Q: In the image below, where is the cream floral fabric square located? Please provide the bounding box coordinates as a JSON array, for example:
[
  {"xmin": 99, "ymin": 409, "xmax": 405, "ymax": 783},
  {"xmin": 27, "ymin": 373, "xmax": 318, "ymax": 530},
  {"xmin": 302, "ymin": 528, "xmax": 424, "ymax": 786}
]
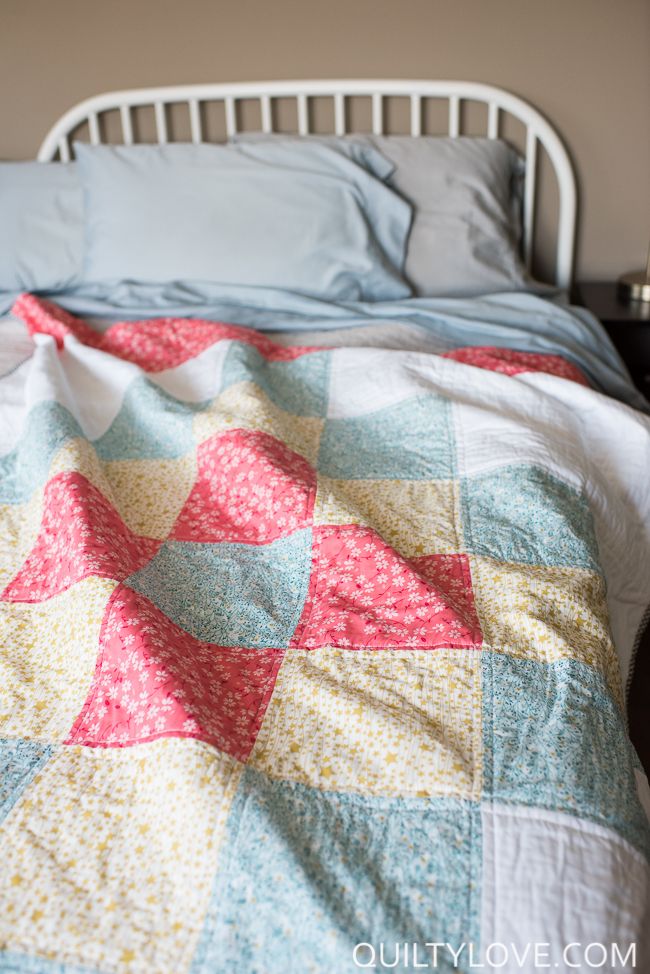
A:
[
  {"xmin": 0, "ymin": 739, "xmax": 241, "ymax": 974},
  {"xmin": 251, "ymin": 647, "xmax": 482, "ymax": 799},
  {"xmin": 469, "ymin": 555, "xmax": 623, "ymax": 704},
  {"xmin": 104, "ymin": 454, "xmax": 197, "ymax": 538},
  {"xmin": 0, "ymin": 576, "xmax": 117, "ymax": 741},
  {"xmin": 313, "ymin": 476, "xmax": 461, "ymax": 556},
  {"xmin": 0, "ymin": 489, "xmax": 44, "ymax": 593}
]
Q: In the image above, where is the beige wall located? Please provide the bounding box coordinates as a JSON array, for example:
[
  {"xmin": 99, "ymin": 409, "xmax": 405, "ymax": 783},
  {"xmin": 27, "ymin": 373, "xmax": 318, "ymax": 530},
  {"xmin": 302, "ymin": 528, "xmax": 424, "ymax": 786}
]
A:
[{"xmin": 1, "ymin": 0, "xmax": 648, "ymax": 280}]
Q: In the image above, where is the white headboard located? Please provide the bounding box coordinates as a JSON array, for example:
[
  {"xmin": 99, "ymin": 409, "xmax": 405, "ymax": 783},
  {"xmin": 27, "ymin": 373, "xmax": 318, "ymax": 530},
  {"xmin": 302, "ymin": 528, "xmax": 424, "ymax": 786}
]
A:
[{"xmin": 38, "ymin": 79, "xmax": 577, "ymax": 288}]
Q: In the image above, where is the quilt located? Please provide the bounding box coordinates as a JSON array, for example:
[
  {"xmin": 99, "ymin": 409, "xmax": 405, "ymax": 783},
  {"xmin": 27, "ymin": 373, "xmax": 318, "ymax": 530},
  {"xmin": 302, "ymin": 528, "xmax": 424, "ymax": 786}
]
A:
[{"xmin": 1, "ymin": 294, "xmax": 649, "ymax": 974}]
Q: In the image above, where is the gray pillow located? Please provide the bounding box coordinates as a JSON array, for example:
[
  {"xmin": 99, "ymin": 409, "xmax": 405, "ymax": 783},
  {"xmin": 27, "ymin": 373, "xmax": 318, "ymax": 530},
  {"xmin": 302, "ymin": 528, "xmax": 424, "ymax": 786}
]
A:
[
  {"xmin": 75, "ymin": 141, "xmax": 413, "ymax": 302},
  {"xmin": 0, "ymin": 162, "xmax": 83, "ymax": 293},
  {"xmin": 367, "ymin": 135, "xmax": 529, "ymax": 296},
  {"xmin": 233, "ymin": 133, "xmax": 530, "ymax": 297}
]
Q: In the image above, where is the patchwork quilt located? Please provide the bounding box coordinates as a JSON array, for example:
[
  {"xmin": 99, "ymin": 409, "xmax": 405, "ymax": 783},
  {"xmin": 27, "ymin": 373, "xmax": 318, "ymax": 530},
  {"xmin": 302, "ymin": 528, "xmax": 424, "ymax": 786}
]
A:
[{"xmin": 1, "ymin": 294, "xmax": 650, "ymax": 974}]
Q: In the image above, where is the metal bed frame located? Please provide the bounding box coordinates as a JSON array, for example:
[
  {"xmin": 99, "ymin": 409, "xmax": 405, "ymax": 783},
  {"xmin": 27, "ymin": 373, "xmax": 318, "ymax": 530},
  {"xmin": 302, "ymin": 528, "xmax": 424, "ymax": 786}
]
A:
[{"xmin": 38, "ymin": 80, "xmax": 577, "ymax": 288}]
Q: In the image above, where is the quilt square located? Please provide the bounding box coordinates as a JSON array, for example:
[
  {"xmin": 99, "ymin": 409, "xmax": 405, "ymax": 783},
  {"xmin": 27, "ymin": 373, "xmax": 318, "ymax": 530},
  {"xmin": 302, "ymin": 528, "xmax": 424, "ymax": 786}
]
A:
[
  {"xmin": 191, "ymin": 769, "xmax": 481, "ymax": 974},
  {"xmin": 220, "ymin": 342, "xmax": 330, "ymax": 417},
  {"xmin": 318, "ymin": 394, "xmax": 454, "ymax": 480},
  {"xmin": 460, "ymin": 464, "xmax": 601, "ymax": 571},
  {"xmin": 325, "ymin": 346, "xmax": 447, "ymax": 419},
  {"xmin": 0, "ymin": 740, "xmax": 241, "ymax": 974},
  {"xmin": 482, "ymin": 653, "xmax": 650, "ymax": 857},
  {"xmin": 193, "ymin": 380, "xmax": 324, "ymax": 466},
  {"xmin": 291, "ymin": 526, "xmax": 481, "ymax": 649},
  {"xmin": 142, "ymin": 334, "xmax": 230, "ymax": 403},
  {"xmin": 444, "ymin": 345, "xmax": 589, "ymax": 385},
  {"xmin": 313, "ymin": 476, "xmax": 460, "ymax": 556},
  {"xmin": 67, "ymin": 584, "xmax": 284, "ymax": 758},
  {"xmin": 469, "ymin": 555, "xmax": 622, "ymax": 701},
  {"xmin": 452, "ymin": 392, "xmax": 584, "ymax": 485},
  {"xmin": 0, "ymin": 576, "xmax": 117, "ymax": 741},
  {"xmin": 481, "ymin": 803, "xmax": 649, "ymax": 973},
  {"xmin": 48, "ymin": 432, "xmax": 113, "ymax": 498},
  {"xmin": 0, "ymin": 489, "xmax": 44, "ymax": 594},
  {"xmin": 251, "ymin": 647, "xmax": 482, "ymax": 799},
  {"xmin": 170, "ymin": 429, "xmax": 316, "ymax": 544},
  {"xmin": 125, "ymin": 531, "xmax": 312, "ymax": 647},
  {"xmin": 104, "ymin": 454, "xmax": 198, "ymax": 539},
  {"xmin": 100, "ymin": 316, "xmax": 237, "ymax": 375}
]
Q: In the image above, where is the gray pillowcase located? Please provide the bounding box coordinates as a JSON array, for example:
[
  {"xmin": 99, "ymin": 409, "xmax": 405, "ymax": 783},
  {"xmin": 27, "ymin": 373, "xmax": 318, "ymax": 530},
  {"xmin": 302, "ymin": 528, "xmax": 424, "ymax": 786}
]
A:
[
  {"xmin": 367, "ymin": 135, "xmax": 529, "ymax": 296},
  {"xmin": 0, "ymin": 162, "xmax": 83, "ymax": 293},
  {"xmin": 233, "ymin": 133, "xmax": 530, "ymax": 297}
]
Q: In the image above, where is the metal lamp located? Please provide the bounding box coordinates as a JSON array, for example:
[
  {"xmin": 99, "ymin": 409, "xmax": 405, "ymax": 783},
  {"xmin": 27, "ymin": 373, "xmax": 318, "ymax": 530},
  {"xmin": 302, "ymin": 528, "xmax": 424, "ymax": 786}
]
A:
[{"xmin": 618, "ymin": 243, "xmax": 650, "ymax": 303}]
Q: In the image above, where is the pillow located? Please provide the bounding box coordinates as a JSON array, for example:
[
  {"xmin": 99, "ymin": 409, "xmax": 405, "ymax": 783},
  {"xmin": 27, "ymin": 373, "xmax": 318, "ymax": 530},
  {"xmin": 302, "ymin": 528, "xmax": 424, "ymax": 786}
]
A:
[
  {"xmin": 368, "ymin": 135, "xmax": 529, "ymax": 296},
  {"xmin": 0, "ymin": 162, "xmax": 83, "ymax": 293},
  {"xmin": 233, "ymin": 133, "xmax": 530, "ymax": 297},
  {"xmin": 75, "ymin": 141, "xmax": 413, "ymax": 302}
]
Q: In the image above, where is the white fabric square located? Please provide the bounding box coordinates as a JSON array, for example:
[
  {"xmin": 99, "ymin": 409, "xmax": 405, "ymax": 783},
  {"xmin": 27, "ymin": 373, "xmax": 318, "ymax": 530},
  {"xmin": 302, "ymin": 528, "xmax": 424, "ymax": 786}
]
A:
[
  {"xmin": 451, "ymin": 374, "xmax": 583, "ymax": 486},
  {"xmin": 60, "ymin": 336, "xmax": 141, "ymax": 439},
  {"xmin": 150, "ymin": 337, "xmax": 230, "ymax": 404},
  {"xmin": 326, "ymin": 346, "xmax": 455, "ymax": 418},
  {"xmin": 481, "ymin": 802, "xmax": 649, "ymax": 974}
]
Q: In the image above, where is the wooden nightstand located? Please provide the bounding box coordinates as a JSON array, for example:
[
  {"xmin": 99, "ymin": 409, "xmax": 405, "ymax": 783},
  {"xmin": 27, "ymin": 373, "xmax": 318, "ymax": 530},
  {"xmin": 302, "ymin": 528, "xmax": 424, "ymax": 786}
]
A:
[{"xmin": 578, "ymin": 282, "xmax": 650, "ymax": 399}]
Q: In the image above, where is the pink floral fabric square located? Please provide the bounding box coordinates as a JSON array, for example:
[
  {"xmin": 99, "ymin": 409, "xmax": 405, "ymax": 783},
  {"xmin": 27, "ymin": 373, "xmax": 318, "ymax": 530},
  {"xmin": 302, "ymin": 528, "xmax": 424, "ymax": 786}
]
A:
[{"xmin": 291, "ymin": 525, "xmax": 482, "ymax": 649}]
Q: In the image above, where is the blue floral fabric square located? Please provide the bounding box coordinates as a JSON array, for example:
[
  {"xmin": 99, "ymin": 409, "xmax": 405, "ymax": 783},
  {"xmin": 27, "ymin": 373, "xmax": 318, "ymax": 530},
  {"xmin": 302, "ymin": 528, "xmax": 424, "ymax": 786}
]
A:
[
  {"xmin": 125, "ymin": 531, "xmax": 312, "ymax": 647},
  {"xmin": 460, "ymin": 465, "xmax": 601, "ymax": 570},
  {"xmin": 95, "ymin": 378, "xmax": 207, "ymax": 461},
  {"xmin": 0, "ymin": 402, "xmax": 82, "ymax": 504},
  {"xmin": 192, "ymin": 768, "xmax": 481, "ymax": 974},
  {"xmin": 482, "ymin": 652, "xmax": 650, "ymax": 856},
  {"xmin": 318, "ymin": 395, "xmax": 455, "ymax": 480}
]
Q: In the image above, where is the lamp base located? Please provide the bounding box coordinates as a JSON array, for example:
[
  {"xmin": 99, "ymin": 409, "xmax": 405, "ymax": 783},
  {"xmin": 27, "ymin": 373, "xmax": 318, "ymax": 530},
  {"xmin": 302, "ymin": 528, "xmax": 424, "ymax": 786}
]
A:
[{"xmin": 618, "ymin": 270, "xmax": 650, "ymax": 303}]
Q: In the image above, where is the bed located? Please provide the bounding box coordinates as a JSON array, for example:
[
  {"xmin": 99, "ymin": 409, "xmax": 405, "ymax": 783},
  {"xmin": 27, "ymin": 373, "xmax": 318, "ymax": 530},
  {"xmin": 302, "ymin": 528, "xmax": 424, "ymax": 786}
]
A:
[{"xmin": 0, "ymin": 80, "xmax": 649, "ymax": 974}]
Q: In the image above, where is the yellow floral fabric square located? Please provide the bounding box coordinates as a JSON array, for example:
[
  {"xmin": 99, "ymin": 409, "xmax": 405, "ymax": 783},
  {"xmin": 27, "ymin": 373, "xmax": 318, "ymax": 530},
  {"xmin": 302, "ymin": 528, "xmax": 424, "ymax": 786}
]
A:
[
  {"xmin": 48, "ymin": 435, "xmax": 112, "ymax": 497},
  {"xmin": 250, "ymin": 647, "xmax": 482, "ymax": 799},
  {"xmin": 104, "ymin": 455, "xmax": 197, "ymax": 538},
  {"xmin": 0, "ymin": 739, "xmax": 241, "ymax": 974},
  {"xmin": 469, "ymin": 555, "xmax": 623, "ymax": 703},
  {"xmin": 0, "ymin": 576, "xmax": 117, "ymax": 741},
  {"xmin": 0, "ymin": 490, "xmax": 44, "ymax": 594},
  {"xmin": 313, "ymin": 477, "xmax": 460, "ymax": 556}
]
